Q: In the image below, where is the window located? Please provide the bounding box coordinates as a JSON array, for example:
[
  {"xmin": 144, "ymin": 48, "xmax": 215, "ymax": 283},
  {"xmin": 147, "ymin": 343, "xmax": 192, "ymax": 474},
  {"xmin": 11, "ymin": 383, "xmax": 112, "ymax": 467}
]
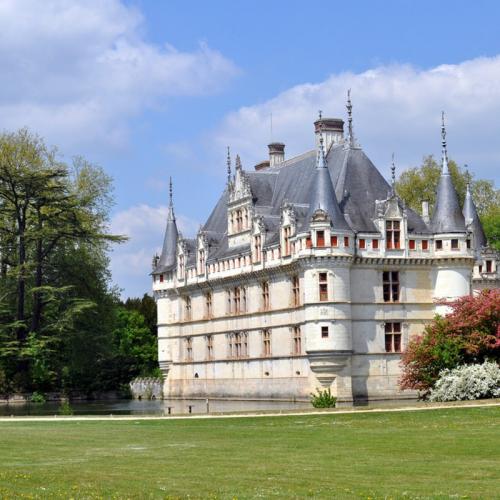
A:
[
  {"xmin": 319, "ymin": 272, "xmax": 328, "ymax": 302},
  {"xmin": 436, "ymin": 239, "xmax": 443, "ymax": 250},
  {"xmin": 234, "ymin": 333, "xmax": 242, "ymax": 357},
  {"xmin": 422, "ymin": 240, "xmax": 429, "ymax": 251},
  {"xmin": 451, "ymin": 239, "xmax": 459, "ymax": 250},
  {"xmin": 486, "ymin": 260, "xmax": 493, "ymax": 273},
  {"xmin": 253, "ymin": 235, "xmax": 262, "ymax": 262},
  {"xmin": 205, "ymin": 292, "xmax": 212, "ymax": 319},
  {"xmin": 466, "ymin": 239, "xmax": 471, "ymax": 249},
  {"xmin": 184, "ymin": 296, "xmax": 192, "ymax": 321},
  {"xmin": 198, "ymin": 248, "xmax": 205, "ymax": 273},
  {"xmin": 385, "ymin": 322, "xmax": 402, "ymax": 353},
  {"xmin": 226, "ymin": 290, "xmax": 232, "ymax": 315},
  {"xmin": 206, "ymin": 335, "xmax": 213, "ymax": 360},
  {"xmin": 292, "ymin": 275, "xmax": 300, "ymax": 307},
  {"xmin": 292, "ymin": 326, "xmax": 302, "ymax": 354},
  {"xmin": 236, "ymin": 210, "xmax": 243, "ymax": 232},
  {"xmin": 344, "ymin": 236, "xmax": 349, "ymax": 247},
  {"xmin": 242, "ymin": 333, "xmax": 248, "ymax": 357},
  {"xmin": 233, "ymin": 287, "xmax": 241, "ymax": 314},
  {"xmin": 321, "ymin": 326, "xmax": 329, "ymax": 338},
  {"xmin": 159, "ymin": 274, "xmax": 164, "ymax": 283},
  {"xmin": 228, "ymin": 334, "xmax": 234, "ymax": 357},
  {"xmin": 372, "ymin": 239, "xmax": 379, "ymax": 249},
  {"xmin": 179, "ymin": 255, "xmax": 185, "ymax": 278},
  {"xmin": 283, "ymin": 226, "xmax": 292, "ymax": 256},
  {"xmin": 386, "ymin": 220, "xmax": 401, "ymax": 249},
  {"xmin": 262, "ymin": 281, "xmax": 270, "ymax": 310},
  {"xmin": 409, "ymin": 239, "xmax": 416, "ymax": 250},
  {"xmin": 316, "ymin": 230, "xmax": 325, "ymax": 247},
  {"xmin": 242, "ymin": 287, "xmax": 247, "ymax": 313},
  {"xmin": 262, "ymin": 329, "xmax": 271, "ymax": 356},
  {"xmin": 186, "ymin": 337, "xmax": 193, "ymax": 361},
  {"xmin": 359, "ymin": 238, "xmax": 366, "ymax": 249},
  {"xmin": 331, "ymin": 235, "xmax": 338, "ymax": 247},
  {"xmin": 383, "ymin": 271, "xmax": 400, "ymax": 302},
  {"xmin": 478, "ymin": 264, "xmax": 483, "ymax": 273},
  {"xmin": 306, "ymin": 236, "xmax": 312, "ymax": 248}
]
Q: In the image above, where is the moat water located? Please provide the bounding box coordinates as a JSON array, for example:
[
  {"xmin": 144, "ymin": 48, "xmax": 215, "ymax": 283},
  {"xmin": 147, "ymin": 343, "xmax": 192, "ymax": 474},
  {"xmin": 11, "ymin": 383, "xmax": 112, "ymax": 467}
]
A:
[{"xmin": 0, "ymin": 398, "xmax": 313, "ymax": 416}]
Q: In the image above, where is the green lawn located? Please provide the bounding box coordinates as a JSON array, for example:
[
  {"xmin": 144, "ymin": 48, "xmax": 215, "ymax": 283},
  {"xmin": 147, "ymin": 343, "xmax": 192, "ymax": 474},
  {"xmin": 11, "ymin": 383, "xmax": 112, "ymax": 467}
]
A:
[{"xmin": 0, "ymin": 407, "xmax": 499, "ymax": 499}]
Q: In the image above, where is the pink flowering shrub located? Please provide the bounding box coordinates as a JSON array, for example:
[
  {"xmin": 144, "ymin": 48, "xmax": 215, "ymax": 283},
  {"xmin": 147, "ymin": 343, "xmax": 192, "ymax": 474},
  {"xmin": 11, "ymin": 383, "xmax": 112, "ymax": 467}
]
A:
[{"xmin": 399, "ymin": 289, "xmax": 500, "ymax": 392}]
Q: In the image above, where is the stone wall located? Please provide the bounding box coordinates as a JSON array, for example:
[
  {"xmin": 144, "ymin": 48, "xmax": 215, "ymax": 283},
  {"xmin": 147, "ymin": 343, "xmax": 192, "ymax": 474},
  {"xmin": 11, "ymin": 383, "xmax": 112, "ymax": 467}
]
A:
[{"xmin": 129, "ymin": 377, "xmax": 163, "ymax": 400}]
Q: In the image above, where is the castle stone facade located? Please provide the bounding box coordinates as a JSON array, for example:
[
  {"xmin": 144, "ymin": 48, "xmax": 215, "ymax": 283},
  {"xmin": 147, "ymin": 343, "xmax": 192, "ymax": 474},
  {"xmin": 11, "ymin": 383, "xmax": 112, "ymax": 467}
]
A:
[{"xmin": 152, "ymin": 106, "xmax": 498, "ymax": 402}]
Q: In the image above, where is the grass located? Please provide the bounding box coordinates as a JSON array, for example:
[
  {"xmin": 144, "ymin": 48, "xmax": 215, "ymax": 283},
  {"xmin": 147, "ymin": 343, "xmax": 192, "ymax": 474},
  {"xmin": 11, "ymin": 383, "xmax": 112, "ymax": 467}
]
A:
[{"xmin": 0, "ymin": 407, "xmax": 499, "ymax": 499}]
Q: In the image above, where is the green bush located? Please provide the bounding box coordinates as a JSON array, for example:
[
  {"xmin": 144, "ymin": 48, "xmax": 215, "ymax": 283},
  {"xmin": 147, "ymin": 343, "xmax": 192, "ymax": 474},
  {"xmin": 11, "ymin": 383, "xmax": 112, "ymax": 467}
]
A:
[
  {"xmin": 58, "ymin": 400, "xmax": 74, "ymax": 415},
  {"xmin": 310, "ymin": 388, "xmax": 337, "ymax": 408},
  {"xmin": 30, "ymin": 391, "xmax": 46, "ymax": 404}
]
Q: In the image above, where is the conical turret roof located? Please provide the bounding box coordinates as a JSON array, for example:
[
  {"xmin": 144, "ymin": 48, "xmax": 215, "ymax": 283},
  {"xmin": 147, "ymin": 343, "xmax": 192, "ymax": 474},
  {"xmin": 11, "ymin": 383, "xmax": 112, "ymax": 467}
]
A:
[
  {"xmin": 463, "ymin": 183, "xmax": 486, "ymax": 255},
  {"xmin": 431, "ymin": 113, "xmax": 466, "ymax": 233},
  {"xmin": 307, "ymin": 129, "xmax": 350, "ymax": 230},
  {"xmin": 156, "ymin": 179, "xmax": 178, "ymax": 272}
]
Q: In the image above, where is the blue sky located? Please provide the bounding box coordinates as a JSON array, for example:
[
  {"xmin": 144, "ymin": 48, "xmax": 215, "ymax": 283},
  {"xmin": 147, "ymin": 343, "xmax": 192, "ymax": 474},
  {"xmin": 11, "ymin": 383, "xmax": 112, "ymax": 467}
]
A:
[{"xmin": 1, "ymin": 0, "xmax": 500, "ymax": 297}]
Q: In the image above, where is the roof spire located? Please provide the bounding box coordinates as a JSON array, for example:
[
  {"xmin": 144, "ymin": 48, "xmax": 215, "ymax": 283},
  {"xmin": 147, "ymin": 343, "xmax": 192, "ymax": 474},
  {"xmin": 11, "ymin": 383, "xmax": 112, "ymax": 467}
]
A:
[
  {"xmin": 235, "ymin": 154, "xmax": 242, "ymax": 172},
  {"xmin": 431, "ymin": 112, "xmax": 466, "ymax": 233},
  {"xmin": 226, "ymin": 146, "xmax": 231, "ymax": 185},
  {"xmin": 317, "ymin": 110, "xmax": 326, "ymax": 169},
  {"xmin": 346, "ymin": 89, "xmax": 354, "ymax": 148},
  {"xmin": 441, "ymin": 111, "xmax": 449, "ymax": 175},
  {"xmin": 156, "ymin": 178, "xmax": 179, "ymax": 272},
  {"xmin": 391, "ymin": 153, "xmax": 396, "ymax": 192}
]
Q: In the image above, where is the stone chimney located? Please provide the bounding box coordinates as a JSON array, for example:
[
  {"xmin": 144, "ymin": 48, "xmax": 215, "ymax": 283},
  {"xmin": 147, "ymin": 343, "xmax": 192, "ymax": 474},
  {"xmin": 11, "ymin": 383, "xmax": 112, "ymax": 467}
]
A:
[
  {"xmin": 422, "ymin": 201, "xmax": 430, "ymax": 224},
  {"xmin": 314, "ymin": 118, "xmax": 344, "ymax": 152},
  {"xmin": 268, "ymin": 142, "xmax": 285, "ymax": 167}
]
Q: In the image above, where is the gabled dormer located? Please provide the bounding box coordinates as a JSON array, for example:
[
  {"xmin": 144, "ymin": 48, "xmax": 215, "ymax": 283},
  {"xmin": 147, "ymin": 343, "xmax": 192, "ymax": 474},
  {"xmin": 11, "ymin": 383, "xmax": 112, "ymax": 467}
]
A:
[
  {"xmin": 196, "ymin": 230, "xmax": 208, "ymax": 276},
  {"xmin": 280, "ymin": 203, "xmax": 296, "ymax": 257},
  {"xmin": 251, "ymin": 215, "xmax": 265, "ymax": 263},
  {"xmin": 375, "ymin": 194, "xmax": 408, "ymax": 252},
  {"xmin": 227, "ymin": 154, "xmax": 253, "ymax": 248}
]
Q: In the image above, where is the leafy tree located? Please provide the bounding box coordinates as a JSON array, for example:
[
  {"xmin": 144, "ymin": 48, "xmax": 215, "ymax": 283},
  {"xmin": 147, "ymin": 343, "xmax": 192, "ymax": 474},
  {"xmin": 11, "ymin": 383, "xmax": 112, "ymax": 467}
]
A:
[
  {"xmin": 395, "ymin": 155, "xmax": 499, "ymax": 249},
  {"xmin": 0, "ymin": 129, "xmax": 125, "ymax": 393},
  {"xmin": 399, "ymin": 289, "xmax": 500, "ymax": 393}
]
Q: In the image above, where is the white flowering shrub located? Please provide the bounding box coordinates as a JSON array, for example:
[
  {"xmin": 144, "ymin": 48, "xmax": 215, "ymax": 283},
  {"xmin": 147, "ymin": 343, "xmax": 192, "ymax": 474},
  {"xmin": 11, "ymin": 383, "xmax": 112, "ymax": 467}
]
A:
[{"xmin": 429, "ymin": 361, "xmax": 500, "ymax": 402}]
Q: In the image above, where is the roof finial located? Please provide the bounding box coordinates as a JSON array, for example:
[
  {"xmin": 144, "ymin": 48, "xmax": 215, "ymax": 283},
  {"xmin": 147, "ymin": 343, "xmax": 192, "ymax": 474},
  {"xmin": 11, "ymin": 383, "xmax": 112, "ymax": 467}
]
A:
[
  {"xmin": 226, "ymin": 146, "xmax": 231, "ymax": 184},
  {"xmin": 235, "ymin": 154, "xmax": 242, "ymax": 172},
  {"xmin": 441, "ymin": 111, "xmax": 449, "ymax": 175},
  {"xmin": 169, "ymin": 176, "xmax": 173, "ymax": 207},
  {"xmin": 391, "ymin": 153, "xmax": 396, "ymax": 190},
  {"xmin": 317, "ymin": 111, "xmax": 326, "ymax": 169},
  {"xmin": 347, "ymin": 89, "xmax": 354, "ymax": 148}
]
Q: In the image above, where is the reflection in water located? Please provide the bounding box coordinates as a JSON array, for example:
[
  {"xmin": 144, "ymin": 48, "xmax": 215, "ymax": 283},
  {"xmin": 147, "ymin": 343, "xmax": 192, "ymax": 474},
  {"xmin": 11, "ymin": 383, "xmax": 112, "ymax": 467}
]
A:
[{"xmin": 0, "ymin": 398, "xmax": 312, "ymax": 417}]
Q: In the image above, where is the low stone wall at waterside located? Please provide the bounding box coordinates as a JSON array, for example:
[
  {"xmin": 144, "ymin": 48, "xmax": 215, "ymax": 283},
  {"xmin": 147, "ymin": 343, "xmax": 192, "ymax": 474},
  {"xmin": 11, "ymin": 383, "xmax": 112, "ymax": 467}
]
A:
[{"xmin": 129, "ymin": 378, "xmax": 163, "ymax": 400}]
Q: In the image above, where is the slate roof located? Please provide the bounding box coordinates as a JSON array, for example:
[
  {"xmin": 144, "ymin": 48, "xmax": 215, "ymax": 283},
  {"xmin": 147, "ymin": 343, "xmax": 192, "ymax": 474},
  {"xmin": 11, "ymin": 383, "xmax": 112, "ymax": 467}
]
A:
[
  {"xmin": 431, "ymin": 170, "xmax": 466, "ymax": 233},
  {"xmin": 155, "ymin": 204, "xmax": 178, "ymax": 273},
  {"xmin": 199, "ymin": 142, "xmax": 430, "ymax": 262},
  {"xmin": 463, "ymin": 185, "xmax": 486, "ymax": 255}
]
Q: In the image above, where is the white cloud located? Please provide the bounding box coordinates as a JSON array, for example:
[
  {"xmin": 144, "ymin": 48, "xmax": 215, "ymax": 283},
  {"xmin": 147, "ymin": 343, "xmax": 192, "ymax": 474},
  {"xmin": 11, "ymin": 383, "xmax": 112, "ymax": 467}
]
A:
[
  {"xmin": 0, "ymin": 0, "xmax": 238, "ymax": 150},
  {"xmin": 109, "ymin": 204, "xmax": 198, "ymax": 297},
  {"xmin": 211, "ymin": 56, "xmax": 500, "ymax": 182}
]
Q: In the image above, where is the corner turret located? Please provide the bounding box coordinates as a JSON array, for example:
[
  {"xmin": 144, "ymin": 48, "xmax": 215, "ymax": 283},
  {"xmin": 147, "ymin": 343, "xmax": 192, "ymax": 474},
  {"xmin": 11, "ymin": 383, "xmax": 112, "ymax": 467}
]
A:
[
  {"xmin": 430, "ymin": 113, "xmax": 466, "ymax": 233},
  {"xmin": 155, "ymin": 177, "xmax": 179, "ymax": 273}
]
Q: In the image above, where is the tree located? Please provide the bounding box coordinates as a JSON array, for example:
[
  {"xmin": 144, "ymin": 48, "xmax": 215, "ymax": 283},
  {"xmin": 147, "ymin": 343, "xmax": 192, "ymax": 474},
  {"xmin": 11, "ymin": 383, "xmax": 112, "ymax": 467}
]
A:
[
  {"xmin": 395, "ymin": 155, "xmax": 500, "ymax": 249},
  {"xmin": 0, "ymin": 129, "xmax": 125, "ymax": 393},
  {"xmin": 399, "ymin": 289, "xmax": 500, "ymax": 393}
]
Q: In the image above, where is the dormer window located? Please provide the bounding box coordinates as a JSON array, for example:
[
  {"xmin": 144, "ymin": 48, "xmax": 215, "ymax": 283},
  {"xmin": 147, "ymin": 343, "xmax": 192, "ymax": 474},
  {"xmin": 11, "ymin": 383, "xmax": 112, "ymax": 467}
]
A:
[
  {"xmin": 359, "ymin": 238, "xmax": 366, "ymax": 249},
  {"xmin": 198, "ymin": 248, "xmax": 205, "ymax": 274},
  {"xmin": 236, "ymin": 210, "xmax": 243, "ymax": 232},
  {"xmin": 316, "ymin": 230, "xmax": 325, "ymax": 247},
  {"xmin": 253, "ymin": 235, "xmax": 262, "ymax": 262},
  {"xmin": 283, "ymin": 226, "xmax": 292, "ymax": 256},
  {"xmin": 331, "ymin": 235, "xmax": 338, "ymax": 247},
  {"xmin": 386, "ymin": 220, "xmax": 400, "ymax": 249},
  {"xmin": 451, "ymin": 239, "xmax": 459, "ymax": 250}
]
